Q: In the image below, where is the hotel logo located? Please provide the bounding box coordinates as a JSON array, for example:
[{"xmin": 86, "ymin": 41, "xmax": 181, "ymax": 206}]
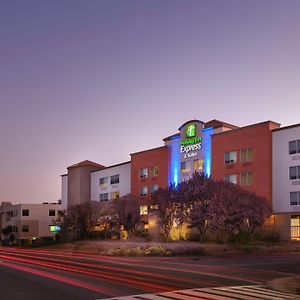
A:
[{"xmin": 186, "ymin": 124, "xmax": 196, "ymax": 138}]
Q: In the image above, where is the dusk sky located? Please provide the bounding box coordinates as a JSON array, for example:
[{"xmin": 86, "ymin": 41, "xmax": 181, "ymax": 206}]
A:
[{"xmin": 1, "ymin": 0, "xmax": 300, "ymax": 204}]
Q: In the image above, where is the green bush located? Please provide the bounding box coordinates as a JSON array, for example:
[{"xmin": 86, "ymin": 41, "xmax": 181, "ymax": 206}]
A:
[
  {"xmin": 188, "ymin": 229, "xmax": 201, "ymax": 242},
  {"xmin": 134, "ymin": 228, "xmax": 148, "ymax": 238},
  {"xmin": 229, "ymin": 231, "xmax": 251, "ymax": 244},
  {"xmin": 262, "ymin": 232, "xmax": 280, "ymax": 243}
]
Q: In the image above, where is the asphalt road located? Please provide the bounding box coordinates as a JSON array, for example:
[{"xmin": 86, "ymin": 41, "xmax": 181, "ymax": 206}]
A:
[{"xmin": 0, "ymin": 246, "xmax": 299, "ymax": 300}]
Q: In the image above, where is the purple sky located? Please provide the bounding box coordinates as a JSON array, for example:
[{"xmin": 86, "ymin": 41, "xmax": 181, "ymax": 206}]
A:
[{"xmin": 1, "ymin": 0, "xmax": 300, "ymax": 204}]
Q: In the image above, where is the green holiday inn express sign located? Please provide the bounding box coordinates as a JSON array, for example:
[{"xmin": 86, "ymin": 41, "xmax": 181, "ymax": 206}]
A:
[{"xmin": 181, "ymin": 124, "xmax": 202, "ymax": 145}]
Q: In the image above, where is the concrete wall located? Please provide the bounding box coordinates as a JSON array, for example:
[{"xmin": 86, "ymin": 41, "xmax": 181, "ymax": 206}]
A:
[
  {"xmin": 61, "ymin": 175, "xmax": 68, "ymax": 210},
  {"xmin": 67, "ymin": 163, "xmax": 103, "ymax": 208},
  {"xmin": 91, "ymin": 162, "xmax": 131, "ymax": 201}
]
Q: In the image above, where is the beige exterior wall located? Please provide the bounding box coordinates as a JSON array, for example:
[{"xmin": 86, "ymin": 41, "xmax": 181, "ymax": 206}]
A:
[
  {"xmin": 67, "ymin": 164, "xmax": 103, "ymax": 208},
  {"xmin": 0, "ymin": 203, "xmax": 61, "ymax": 241}
]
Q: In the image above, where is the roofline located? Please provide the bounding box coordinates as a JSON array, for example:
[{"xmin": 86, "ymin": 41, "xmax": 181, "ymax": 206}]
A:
[
  {"xmin": 272, "ymin": 122, "xmax": 300, "ymax": 132},
  {"xmin": 212, "ymin": 120, "xmax": 281, "ymax": 137},
  {"xmin": 91, "ymin": 161, "xmax": 131, "ymax": 173},
  {"xmin": 204, "ymin": 119, "xmax": 239, "ymax": 130},
  {"xmin": 178, "ymin": 119, "xmax": 204, "ymax": 130},
  {"xmin": 130, "ymin": 145, "xmax": 168, "ymax": 156},
  {"xmin": 67, "ymin": 160, "xmax": 105, "ymax": 170},
  {"xmin": 61, "ymin": 174, "xmax": 68, "ymax": 177},
  {"xmin": 163, "ymin": 133, "xmax": 180, "ymax": 142}
]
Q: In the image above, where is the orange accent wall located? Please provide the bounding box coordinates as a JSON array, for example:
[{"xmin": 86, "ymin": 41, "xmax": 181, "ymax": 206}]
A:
[
  {"xmin": 130, "ymin": 146, "xmax": 169, "ymax": 202},
  {"xmin": 211, "ymin": 122, "xmax": 280, "ymax": 202}
]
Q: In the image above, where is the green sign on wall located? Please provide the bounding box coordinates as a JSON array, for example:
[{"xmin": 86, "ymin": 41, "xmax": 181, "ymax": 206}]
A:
[{"xmin": 186, "ymin": 124, "xmax": 196, "ymax": 138}]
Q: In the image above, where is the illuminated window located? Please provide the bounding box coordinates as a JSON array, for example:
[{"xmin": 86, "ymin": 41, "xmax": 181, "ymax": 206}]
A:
[
  {"xmin": 99, "ymin": 177, "xmax": 108, "ymax": 186},
  {"xmin": 224, "ymin": 151, "xmax": 237, "ymax": 164},
  {"xmin": 151, "ymin": 184, "xmax": 159, "ymax": 194},
  {"xmin": 150, "ymin": 204, "xmax": 159, "ymax": 210},
  {"xmin": 144, "ymin": 223, "xmax": 149, "ymax": 229},
  {"xmin": 290, "ymin": 192, "xmax": 300, "ymax": 206},
  {"xmin": 22, "ymin": 225, "xmax": 29, "ymax": 232},
  {"xmin": 181, "ymin": 161, "xmax": 191, "ymax": 173},
  {"xmin": 99, "ymin": 193, "xmax": 108, "ymax": 201},
  {"xmin": 240, "ymin": 172, "xmax": 253, "ymax": 186},
  {"xmin": 110, "ymin": 174, "xmax": 119, "ymax": 184},
  {"xmin": 49, "ymin": 210, "xmax": 55, "ymax": 216},
  {"xmin": 140, "ymin": 205, "xmax": 148, "ymax": 215},
  {"xmin": 289, "ymin": 140, "xmax": 300, "ymax": 155},
  {"xmin": 22, "ymin": 209, "xmax": 29, "ymax": 217},
  {"xmin": 241, "ymin": 148, "xmax": 253, "ymax": 162},
  {"xmin": 139, "ymin": 186, "xmax": 148, "ymax": 196},
  {"xmin": 193, "ymin": 159, "xmax": 204, "ymax": 172},
  {"xmin": 139, "ymin": 168, "xmax": 148, "ymax": 178},
  {"xmin": 224, "ymin": 174, "xmax": 237, "ymax": 184},
  {"xmin": 150, "ymin": 166, "xmax": 159, "ymax": 177},
  {"xmin": 290, "ymin": 166, "xmax": 300, "ymax": 180},
  {"xmin": 111, "ymin": 191, "xmax": 120, "ymax": 199}
]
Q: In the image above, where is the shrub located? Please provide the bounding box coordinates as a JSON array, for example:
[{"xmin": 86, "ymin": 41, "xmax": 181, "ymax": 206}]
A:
[
  {"xmin": 229, "ymin": 231, "xmax": 251, "ymax": 244},
  {"xmin": 188, "ymin": 229, "xmax": 201, "ymax": 242},
  {"xmin": 134, "ymin": 228, "xmax": 148, "ymax": 238},
  {"xmin": 262, "ymin": 232, "xmax": 280, "ymax": 243}
]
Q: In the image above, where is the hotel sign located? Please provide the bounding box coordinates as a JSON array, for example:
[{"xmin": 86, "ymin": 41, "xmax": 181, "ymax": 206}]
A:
[{"xmin": 180, "ymin": 123, "xmax": 202, "ymax": 159}]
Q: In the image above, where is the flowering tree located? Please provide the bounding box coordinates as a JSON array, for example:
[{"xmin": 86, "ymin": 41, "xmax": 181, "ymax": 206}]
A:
[
  {"xmin": 178, "ymin": 172, "xmax": 213, "ymax": 241},
  {"xmin": 113, "ymin": 194, "xmax": 140, "ymax": 238},
  {"xmin": 152, "ymin": 184, "xmax": 181, "ymax": 239}
]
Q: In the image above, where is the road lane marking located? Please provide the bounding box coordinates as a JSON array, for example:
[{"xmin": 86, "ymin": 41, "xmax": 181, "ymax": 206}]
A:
[{"xmin": 101, "ymin": 285, "xmax": 300, "ymax": 300}]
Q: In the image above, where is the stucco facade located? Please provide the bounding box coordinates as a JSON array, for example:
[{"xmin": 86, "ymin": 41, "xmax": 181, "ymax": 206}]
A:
[
  {"xmin": 0, "ymin": 203, "xmax": 62, "ymax": 245},
  {"xmin": 91, "ymin": 162, "xmax": 131, "ymax": 202},
  {"xmin": 273, "ymin": 124, "xmax": 300, "ymax": 240}
]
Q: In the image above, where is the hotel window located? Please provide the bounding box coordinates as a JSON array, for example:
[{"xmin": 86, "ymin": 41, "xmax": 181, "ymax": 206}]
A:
[
  {"xmin": 224, "ymin": 151, "xmax": 237, "ymax": 164},
  {"xmin": 181, "ymin": 161, "xmax": 191, "ymax": 173},
  {"xmin": 111, "ymin": 191, "xmax": 120, "ymax": 200},
  {"xmin": 290, "ymin": 192, "xmax": 300, "ymax": 206},
  {"xmin": 224, "ymin": 174, "xmax": 237, "ymax": 184},
  {"xmin": 151, "ymin": 184, "xmax": 159, "ymax": 194},
  {"xmin": 140, "ymin": 205, "xmax": 148, "ymax": 215},
  {"xmin": 22, "ymin": 209, "xmax": 29, "ymax": 216},
  {"xmin": 110, "ymin": 174, "xmax": 119, "ymax": 184},
  {"xmin": 289, "ymin": 140, "xmax": 300, "ymax": 155},
  {"xmin": 139, "ymin": 186, "xmax": 148, "ymax": 196},
  {"xmin": 289, "ymin": 166, "xmax": 300, "ymax": 180},
  {"xmin": 240, "ymin": 172, "xmax": 253, "ymax": 186},
  {"xmin": 139, "ymin": 168, "xmax": 148, "ymax": 178},
  {"xmin": 241, "ymin": 148, "xmax": 253, "ymax": 162},
  {"xmin": 99, "ymin": 193, "xmax": 109, "ymax": 201},
  {"xmin": 193, "ymin": 159, "xmax": 204, "ymax": 172},
  {"xmin": 99, "ymin": 177, "xmax": 108, "ymax": 186},
  {"xmin": 150, "ymin": 166, "xmax": 159, "ymax": 177},
  {"xmin": 49, "ymin": 210, "xmax": 55, "ymax": 217},
  {"xmin": 22, "ymin": 225, "xmax": 29, "ymax": 232}
]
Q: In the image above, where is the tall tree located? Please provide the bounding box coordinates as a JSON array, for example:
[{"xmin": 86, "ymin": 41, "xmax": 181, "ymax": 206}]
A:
[
  {"xmin": 152, "ymin": 184, "xmax": 181, "ymax": 239},
  {"xmin": 114, "ymin": 194, "xmax": 140, "ymax": 238}
]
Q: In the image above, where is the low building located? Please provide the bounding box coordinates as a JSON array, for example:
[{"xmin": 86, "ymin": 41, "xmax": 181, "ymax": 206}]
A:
[
  {"xmin": 0, "ymin": 203, "xmax": 62, "ymax": 246},
  {"xmin": 273, "ymin": 123, "xmax": 300, "ymax": 240}
]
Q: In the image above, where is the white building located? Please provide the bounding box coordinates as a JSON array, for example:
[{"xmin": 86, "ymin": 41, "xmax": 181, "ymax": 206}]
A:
[
  {"xmin": 273, "ymin": 123, "xmax": 300, "ymax": 240},
  {"xmin": 91, "ymin": 161, "xmax": 131, "ymax": 202},
  {"xmin": 0, "ymin": 203, "xmax": 62, "ymax": 245}
]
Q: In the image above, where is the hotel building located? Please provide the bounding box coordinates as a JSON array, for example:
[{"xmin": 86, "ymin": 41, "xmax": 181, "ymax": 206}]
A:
[
  {"xmin": 61, "ymin": 119, "xmax": 300, "ymax": 240},
  {"xmin": 0, "ymin": 203, "xmax": 62, "ymax": 245},
  {"xmin": 273, "ymin": 123, "xmax": 300, "ymax": 240}
]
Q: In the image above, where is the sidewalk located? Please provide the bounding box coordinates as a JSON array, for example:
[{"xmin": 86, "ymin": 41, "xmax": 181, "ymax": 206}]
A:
[{"xmin": 268, "ymin": 277, "xmax": 300, "ymax": 296}]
